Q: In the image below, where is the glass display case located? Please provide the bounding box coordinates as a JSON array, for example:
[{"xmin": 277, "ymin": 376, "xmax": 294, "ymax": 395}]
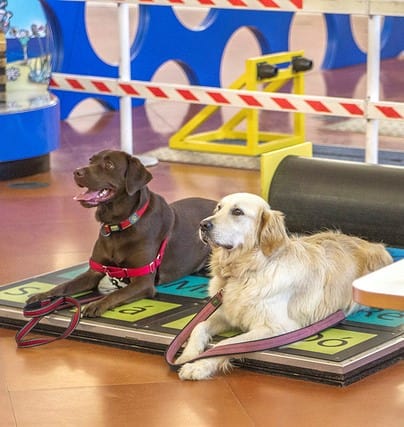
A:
[{"xmin": 0, "ymin": 0, "xmax": 59, "ymax": 180}]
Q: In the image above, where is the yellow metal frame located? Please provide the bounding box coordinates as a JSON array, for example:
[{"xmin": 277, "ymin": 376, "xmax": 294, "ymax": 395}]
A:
[{"xmin": 170, "ymin": 50, "xmax": 307, "ymax": 156}]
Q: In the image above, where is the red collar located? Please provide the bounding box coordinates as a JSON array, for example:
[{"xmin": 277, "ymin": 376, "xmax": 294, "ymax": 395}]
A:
[
  {"xmin": 101, "ymin": 198, "xmax": 150, "ymax": 237},
  {"xmin": 89, "ymin": 238, "xmax": 169, "ymax": 279}
]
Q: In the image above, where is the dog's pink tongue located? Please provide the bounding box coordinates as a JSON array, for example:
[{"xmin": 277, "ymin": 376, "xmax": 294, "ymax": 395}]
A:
[{"xmin": 73, "ymin": 190, "xmax": 100, "ymax": 202}]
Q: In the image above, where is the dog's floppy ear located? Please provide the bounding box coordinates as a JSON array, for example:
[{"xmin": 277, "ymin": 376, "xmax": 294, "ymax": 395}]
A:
[
  {"xmin": 125, "ymin": 155, "xmax": 153, "ymax": 195},
  {"xmin": 259, "ymin": 209, "xmax": 287, "ymax": 256}
]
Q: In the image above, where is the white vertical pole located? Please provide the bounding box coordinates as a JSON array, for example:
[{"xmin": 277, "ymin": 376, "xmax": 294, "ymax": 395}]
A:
[
  {"xmin": 118, "ymin": 2, "xmax": 133, "ymax": 154},
  {"xmin": 365, "ymin": 14, "xmax": 381, "ymax": 164},
  {"xmin": 117, "ymin": 3, "xmax": 158, "ymax": 166}
]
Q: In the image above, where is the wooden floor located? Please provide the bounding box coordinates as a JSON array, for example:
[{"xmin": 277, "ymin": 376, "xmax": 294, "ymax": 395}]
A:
[{"xmin": 1, "ymin": 6, "xmax": 403, "ymax": 426}]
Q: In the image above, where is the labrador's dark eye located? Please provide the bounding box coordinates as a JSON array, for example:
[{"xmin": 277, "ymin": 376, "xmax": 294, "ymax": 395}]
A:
[
  {"xmin": 232, "ymin": 208, "xmax": 244, "ymax": 216},
  {"xmin": 215, "ymin": 204, "xmax": 222, "ymax": 213},
  {"xmin": 105, "ymin": 160, "xmax": 114, "ymax": 170}
]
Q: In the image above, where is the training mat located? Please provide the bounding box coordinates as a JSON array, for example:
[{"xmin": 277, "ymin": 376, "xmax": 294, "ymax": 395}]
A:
[{"xmin": 0, "ymin": 263, "xmax": 402, "ymax": 386}]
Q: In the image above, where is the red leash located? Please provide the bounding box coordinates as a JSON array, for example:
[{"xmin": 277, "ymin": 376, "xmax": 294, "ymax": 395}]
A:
[
  {"xmin": 15, "ymin": 294, "xmax": 103, "ymax": 348},
  {"xmin": 165, "ymin": 289, "xmax": 346, "ymax": 367},
  {"xmin": 16, "ymin": 289, "xmax": 345, "ymax": 354}
]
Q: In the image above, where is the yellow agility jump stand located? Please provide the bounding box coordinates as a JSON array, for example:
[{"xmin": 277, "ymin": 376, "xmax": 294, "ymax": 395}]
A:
[{"xmin": 170, "ymin": 51, "xmax": 311, "ymax": 156}]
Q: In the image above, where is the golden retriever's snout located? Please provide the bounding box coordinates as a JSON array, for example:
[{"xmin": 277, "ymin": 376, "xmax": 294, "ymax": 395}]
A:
[
  {"xmin": 199, "ymin": 218, "xmax": 212, "ymax": 244},
  {"xmin": 200, "ymin": 218, "xmax": 212, "ymax": 231}
]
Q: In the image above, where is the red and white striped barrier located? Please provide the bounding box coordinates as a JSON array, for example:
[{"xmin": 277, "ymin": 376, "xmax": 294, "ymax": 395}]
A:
[
  {"xmin": 368, "ymin": 101, "xmax": 404, "ymax": 121},
  {"xmin": 50, "ymin": 73, "xmax": 404, "ymax": 120},
  {"xmin": 83, "ymin": 0, "xmax": 303, "ymax": 11},
  {"xmin": 79, "ymin": 0, "xmax": 404, "ymax": 16},
  {"xmin": 140, "ymin": 0, "xmax": 302, "ymax": 10}
]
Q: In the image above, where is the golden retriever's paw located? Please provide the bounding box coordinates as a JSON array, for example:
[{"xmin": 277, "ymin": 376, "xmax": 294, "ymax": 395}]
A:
[
  {"xmin": 178, "ymin": 360, "xmax": 218, "ymax": 381},
  {"xmin": 175, "ymin": 350, "xmax": 201, "ymax": 365},
  {"xmin": 174, "ymin": 354, "xmax": 191, "ymax": 365}
]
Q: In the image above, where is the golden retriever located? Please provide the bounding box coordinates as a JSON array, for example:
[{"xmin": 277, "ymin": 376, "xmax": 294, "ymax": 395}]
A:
[{"xmin": 175, "ymin": 192, "xmax": 393, "ymax": 380}]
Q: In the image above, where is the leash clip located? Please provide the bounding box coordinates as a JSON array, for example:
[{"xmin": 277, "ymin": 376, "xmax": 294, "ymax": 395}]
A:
[
  {"xmin": 100, "ymin": 264, "xmax": 113, "ymax": 277},
  {"xmin": 148, "ymin": 261, "xmax": 157, "ymax": 273},
  {"xmin": 211, "ymin": 288, "xmax": 224, "ymax": 307},
  {"xmin": 100, "ymin": 225, "xmax": 111, "ymax": 237}
]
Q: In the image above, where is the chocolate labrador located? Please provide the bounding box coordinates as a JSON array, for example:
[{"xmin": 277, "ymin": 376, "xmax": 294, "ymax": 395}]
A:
[{"xmin": 26, "ymin": 150, "xmax": 216, "ymax": 317}]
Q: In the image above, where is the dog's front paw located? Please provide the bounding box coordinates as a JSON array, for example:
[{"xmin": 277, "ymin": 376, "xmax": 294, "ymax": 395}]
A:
[
  {"xmin": 175, "ymin": 352, "xmax": 197, "ymax": 365},
  {"xmin": 26, "ymin": 291, "xmax": 53, "ymax": 305},
  {"xmin": 175, "ymin": 338, "xmax": 208, "ymax": 365},
  {"xmin": 175, "ymin": 344, "xmax": 207, "ymax": 365},
  {"xmin": 81, "ymin": 300, "xmax": 108, "ymax": 318},
  {"xmin": 178, "ymin": 359, "xmax": 218, "ymax": 381}
]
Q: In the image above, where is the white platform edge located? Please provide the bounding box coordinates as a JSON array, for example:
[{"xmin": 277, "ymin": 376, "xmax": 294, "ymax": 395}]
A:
[{"xmin": 353, "ymin": 260, "xmax": 404, "ymax": 298}]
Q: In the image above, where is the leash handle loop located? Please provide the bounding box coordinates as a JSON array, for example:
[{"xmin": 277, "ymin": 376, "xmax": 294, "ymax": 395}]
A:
[
  {"xmin": 16, "ymin": 296, "xmax": 86, "ymax": 348},
  {"xmin": 165, "ymin": 289, "xmax": 345, "ymax": 368}
]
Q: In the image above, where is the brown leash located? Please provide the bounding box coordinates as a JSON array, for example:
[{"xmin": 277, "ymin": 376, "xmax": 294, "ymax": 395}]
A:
[{"xmin": 165, "ymin": 289, "xmax": 346, "ymax": 367}]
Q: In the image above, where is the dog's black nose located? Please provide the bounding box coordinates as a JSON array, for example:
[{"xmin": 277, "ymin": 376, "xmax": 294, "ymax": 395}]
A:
[
  {"xmin": 200, "ymin": 219, "xmax": 213, "ymax": 232},
  {"xmin": 74, "ymin": 168, "xmax": 85, "ymax": 178}
]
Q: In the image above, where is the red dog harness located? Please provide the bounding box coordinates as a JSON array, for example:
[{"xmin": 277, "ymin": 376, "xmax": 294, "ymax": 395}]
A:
[
  {"xmin": 91, "ymin": 197, "xmax": 169, "ymax": 278},
  {"xmin": 89, "ymin": 238, "xmax": 169, "ymax": 278}
]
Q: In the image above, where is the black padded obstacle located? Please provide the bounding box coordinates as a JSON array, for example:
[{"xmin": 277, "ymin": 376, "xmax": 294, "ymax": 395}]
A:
[{"xmin": 268, "ymin": 156, "xmax": 404, "ymax": 248}]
